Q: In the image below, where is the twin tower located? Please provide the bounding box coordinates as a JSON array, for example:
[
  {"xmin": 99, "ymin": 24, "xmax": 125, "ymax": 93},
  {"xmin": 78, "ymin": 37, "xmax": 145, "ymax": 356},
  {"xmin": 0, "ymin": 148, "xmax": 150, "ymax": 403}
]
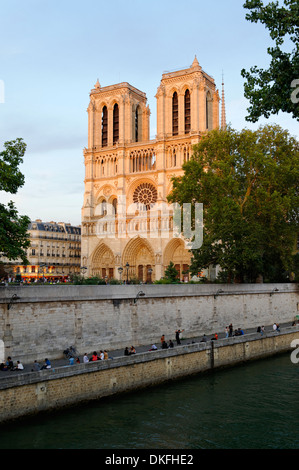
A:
[{"xmin": 82, "ymin": 57, "xmax": 222, "ymax": 282}]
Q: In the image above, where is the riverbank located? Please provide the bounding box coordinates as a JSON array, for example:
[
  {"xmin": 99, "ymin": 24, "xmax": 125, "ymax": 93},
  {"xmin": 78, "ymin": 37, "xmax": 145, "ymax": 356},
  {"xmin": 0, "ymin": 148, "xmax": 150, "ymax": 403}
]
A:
[
  {"xmin": 1, "ymin": 283, "xmax": 298, "ymax": 364},
  {"xmin": 0, "ymin": 325, "xmax": 298, "ymax": 424}
]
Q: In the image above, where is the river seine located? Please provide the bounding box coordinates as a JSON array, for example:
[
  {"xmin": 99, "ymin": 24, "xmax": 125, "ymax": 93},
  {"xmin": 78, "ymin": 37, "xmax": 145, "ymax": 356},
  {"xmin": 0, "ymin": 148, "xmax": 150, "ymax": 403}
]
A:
[{"xmin": 0, "ymin": 353, "xmax": 298, "ymax": 449}]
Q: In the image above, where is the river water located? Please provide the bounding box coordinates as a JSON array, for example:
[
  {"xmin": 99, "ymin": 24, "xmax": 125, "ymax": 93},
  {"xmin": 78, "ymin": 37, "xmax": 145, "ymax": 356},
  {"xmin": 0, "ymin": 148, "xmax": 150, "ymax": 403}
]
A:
[{"xmin": 0, "ymin": 353, "xmax": 298, "ymax": 450}]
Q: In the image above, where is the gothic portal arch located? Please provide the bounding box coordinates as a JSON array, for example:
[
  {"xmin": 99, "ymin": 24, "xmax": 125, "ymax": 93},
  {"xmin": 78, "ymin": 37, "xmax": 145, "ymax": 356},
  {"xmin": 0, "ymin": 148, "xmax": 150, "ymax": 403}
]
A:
[
  {"xmin": 91, "ymin": 242, "xmax": 115, "ymax": 279},
  {"xmin": 122, "ymin": 236, "xmax": 155, "ymax": 282},
  {"xmin": 163, "ymin": 238, "xmax": 191, "ymax": 281}
]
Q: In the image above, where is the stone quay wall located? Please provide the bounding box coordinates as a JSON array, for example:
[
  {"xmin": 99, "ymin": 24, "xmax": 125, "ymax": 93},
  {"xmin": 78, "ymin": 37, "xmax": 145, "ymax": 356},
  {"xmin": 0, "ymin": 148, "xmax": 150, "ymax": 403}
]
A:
[
  {"xmin": 0, "ymin": 328, "xmax": 298, "ymax": 424},
  {"xmin": 0, "ymin": 283, "xmax": 298, "ymax": 364}
]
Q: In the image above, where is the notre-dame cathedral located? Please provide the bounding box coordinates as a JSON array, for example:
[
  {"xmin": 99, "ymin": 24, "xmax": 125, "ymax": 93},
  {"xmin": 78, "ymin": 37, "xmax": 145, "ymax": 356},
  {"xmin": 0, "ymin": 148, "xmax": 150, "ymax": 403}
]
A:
[{"xmin": 81, "ymin": 57, "xmax": 225, "ymax": 282}]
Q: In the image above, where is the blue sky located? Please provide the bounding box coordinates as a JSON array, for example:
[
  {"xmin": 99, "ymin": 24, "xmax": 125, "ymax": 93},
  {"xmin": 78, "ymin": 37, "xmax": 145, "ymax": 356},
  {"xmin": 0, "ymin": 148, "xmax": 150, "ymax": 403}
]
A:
[{"xmin": 0, "ymin": 0, "xmax": 298, "ymax": 226}]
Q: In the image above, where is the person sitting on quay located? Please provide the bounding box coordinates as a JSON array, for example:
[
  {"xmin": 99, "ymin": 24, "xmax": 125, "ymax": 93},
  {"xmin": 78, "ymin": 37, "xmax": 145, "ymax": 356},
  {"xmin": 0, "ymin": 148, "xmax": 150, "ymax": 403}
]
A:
[
  {"xmin": 211, "ymin": 333, "xmax": 218, "ymax": 341},
  {"xmin": 161, "ymin": 340, "xmax": 168, "ymax": 349},
  {"xmin": 41, "ymin": 358, "xmax": 51, "ymax": 370},
  {"xmin": 31, "ymin": 360, "xmax": 41, "ymax": 371},
  {"xmin": 200, "ymin": 334, "xmax": 208, "ymax": 342},
  {"xmin": 12, "ymin": 361, "xmax": 24, "ymax": 371},
  {"xmin": 83, "ymin": 353, "xmax": 89, "ymax": 363},
  {"xmin": 234, "ymin": 328, "xmax": 244, "ymax": 336},
  {"xmin": 0, "ymin": 356, "xmax": 14, "ymax": 371},
  {"xmin": 99, "ymin": 350, "xmax": 104, "ymax": 360},
  {"xmin": 124, "ymin": 347, "xmax": 129, "ymax": 356},
  {"xmin": 149, "ymin": 344, "xmax": 158, "ymax": 351},
  {"xmin": 129, "ymin": 346, "xmax": 136, "ymax": 355},
  {"xmin": 90, "ymin": 351, "xmax": 99, "ymax": 361},
  {"xmin": 168, "ymin": 340, "xmax": 174, "ymax": 348}
]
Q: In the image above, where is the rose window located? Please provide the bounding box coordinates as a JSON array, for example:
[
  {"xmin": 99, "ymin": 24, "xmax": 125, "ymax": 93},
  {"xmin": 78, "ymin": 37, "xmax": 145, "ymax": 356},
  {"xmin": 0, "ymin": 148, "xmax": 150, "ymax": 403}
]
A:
[{"xmin": 133, "ymin": 183, "xmax": 157, "ymax": 210}]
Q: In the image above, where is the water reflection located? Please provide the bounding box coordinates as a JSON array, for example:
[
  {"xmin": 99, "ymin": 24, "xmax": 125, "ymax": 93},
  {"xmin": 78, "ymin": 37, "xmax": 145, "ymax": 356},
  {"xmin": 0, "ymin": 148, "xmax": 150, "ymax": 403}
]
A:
[{"xmin": 0, "ymin": 354, "xmax": 298, "ymax": 449}]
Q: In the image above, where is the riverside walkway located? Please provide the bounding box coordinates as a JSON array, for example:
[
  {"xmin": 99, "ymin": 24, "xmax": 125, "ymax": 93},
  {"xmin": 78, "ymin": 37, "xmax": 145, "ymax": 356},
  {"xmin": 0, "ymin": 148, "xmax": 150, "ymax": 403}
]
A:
[{"xmin": 1, "ymin": 321, "xmax": 297, "ymax": 379}]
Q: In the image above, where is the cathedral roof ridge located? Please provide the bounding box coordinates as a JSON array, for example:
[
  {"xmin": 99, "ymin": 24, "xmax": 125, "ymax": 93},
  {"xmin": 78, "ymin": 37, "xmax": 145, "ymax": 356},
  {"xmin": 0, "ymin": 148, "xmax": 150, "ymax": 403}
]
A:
[
  {"xmin": 161, "ymin": 56, "xmax": 203, "ymax": 79},
  {"xmin": 90, "ymin": 81, "xmax": 147, "ymax": 98}
]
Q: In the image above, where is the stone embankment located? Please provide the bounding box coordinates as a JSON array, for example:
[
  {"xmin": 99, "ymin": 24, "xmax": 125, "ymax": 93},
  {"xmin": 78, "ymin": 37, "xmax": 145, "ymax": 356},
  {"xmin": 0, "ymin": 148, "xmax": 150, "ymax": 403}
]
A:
[
  {"xmin": 0, "ymin": 283, "xmax": 298, "ymax": 364},
  {"xmin": 0, "ymin": 325, "xmax": 298, "ymax": 424}
]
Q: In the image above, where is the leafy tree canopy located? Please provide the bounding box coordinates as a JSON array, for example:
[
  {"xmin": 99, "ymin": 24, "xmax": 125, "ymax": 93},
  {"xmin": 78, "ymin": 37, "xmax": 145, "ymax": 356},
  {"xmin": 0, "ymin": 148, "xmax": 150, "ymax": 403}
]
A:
[
  {"xmin": 164, "ymin": 261, "xmax": 180, "ymax": 283},
  {"xmin": 241, "ymin": 0, "xmax": 299, "ymax": 122},
  {"xmin": 0, "ymin": 138, "xmax": 30, "ymax": 264},
  {"xmin": 168, "ymin": 125, "xmax": 299, "ymax": 283}
]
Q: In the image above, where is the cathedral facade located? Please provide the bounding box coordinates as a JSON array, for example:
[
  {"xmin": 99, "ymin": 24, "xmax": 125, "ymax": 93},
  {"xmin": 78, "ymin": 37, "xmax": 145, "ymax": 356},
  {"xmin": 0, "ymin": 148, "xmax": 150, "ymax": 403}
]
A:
[{"xmin": 81, "ymin": 57, "xmax": 221, "ymax": 282}]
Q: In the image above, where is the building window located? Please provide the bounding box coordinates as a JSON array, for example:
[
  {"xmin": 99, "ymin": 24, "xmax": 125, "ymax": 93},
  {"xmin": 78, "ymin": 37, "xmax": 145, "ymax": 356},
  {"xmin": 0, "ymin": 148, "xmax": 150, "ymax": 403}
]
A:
[
  {"xmin": 133, "ymin": 182, "xmax": 157, "ymax": 211},
  {"xmin": 112, "ymin": 198, "xmax": 117, "ymax": 215},
  {"xmin": 102, "ymin": 106, "xmax": 108, "ymax": 147},
  {"xmin": 135, "ymin": 106, "xmax": 140, "ymax": 142},
  {"xmin": 206, "ymin": 92, "xmax": 213, "ymax": 130},
  {"xmin": 172, "ymin": 92, "xmax": 178, "ymax": 136},
  {"xmin": 206, "ymin": 95, "xmax": 209, "ymax": 129},
  {"xmin": 113, "ymin": 103, "xmax": 119, "ymax": 144},
  {"xmin": 184, "ymin": 89, "xmax": 191, "ymax": 133}
]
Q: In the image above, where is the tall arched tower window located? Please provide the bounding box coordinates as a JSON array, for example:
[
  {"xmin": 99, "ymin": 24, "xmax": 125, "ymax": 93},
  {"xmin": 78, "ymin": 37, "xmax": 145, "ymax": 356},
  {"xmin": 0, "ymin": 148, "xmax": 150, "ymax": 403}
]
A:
[
  {"xmin": 184, "ymin": 89, "xmax": 191, "ymax": 134},
  {"xmin": 206, "ymin": 92, "xmax": 213, "ymax": 130},
  {"xmin": 113, "ymin": 103, "xmax": 119, "ymax": 145},
  {"xmin": 102, "ymin": 106, "xmax": 108, "ymax": 147},
  {"xmin": 172, "ymin": 92, "xmax": 178, "ymax": 136},
  {"xmin": 206, "ymin": 95, "xmax": 209, "ymax": 129},
  {"xmin": 135, "ymin": 106, "xmax": 140, "ymax": 142}
]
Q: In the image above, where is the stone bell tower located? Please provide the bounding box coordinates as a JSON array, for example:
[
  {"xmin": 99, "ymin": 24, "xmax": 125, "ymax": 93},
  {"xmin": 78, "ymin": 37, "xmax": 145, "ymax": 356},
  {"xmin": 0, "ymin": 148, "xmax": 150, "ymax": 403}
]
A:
[
  {"xmin": 87, "ymin": 79, "xmax": 150, "ymax": 149},
  {"xmin": 156, "ymin": 56, "xmax": 219, "ymax": 140},
  {"xmin": 82, "ymin": 58, "xmax": 221, "ymax": 282}
]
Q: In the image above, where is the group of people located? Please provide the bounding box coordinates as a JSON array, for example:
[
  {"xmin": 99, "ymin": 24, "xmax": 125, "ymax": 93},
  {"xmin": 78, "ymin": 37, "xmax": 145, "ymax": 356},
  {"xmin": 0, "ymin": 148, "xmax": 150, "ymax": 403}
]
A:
[
  {"xmin": 124, "ymin": 346, "xmax": 136, "ymax": 356},
  {"xmin": 86, "ymin": 351, "xmax": 110, "ymax": 362},
  {"xmin": 0, "ymin": 356, "xmax": 52, "ymax": 372},
  {"xmin": 1, "ymin": 320, "xmax": 293, "ymax": 375},
  {"xmin": 0, "ymin": 357, "xmax": 24, "ymax": 371}
]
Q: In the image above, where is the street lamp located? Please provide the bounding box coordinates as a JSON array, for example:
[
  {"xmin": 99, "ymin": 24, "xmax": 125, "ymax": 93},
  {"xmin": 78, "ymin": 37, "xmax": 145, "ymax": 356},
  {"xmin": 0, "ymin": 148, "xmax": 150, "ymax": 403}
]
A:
[
  {"xmin": 270, "ymin": 288, "xmax": 279, "ymax": 297},
  {"xmin": 125, "ymin": 262, "xmax": 130, "ymax": 284},
  {"xmin": 214, "ymin": 289, "xmax": 223, "ymax": 299},
  {"xmin": 39, "ymin": 263, "xmax": 47, "ymax": 282},
  {"xmin": 7, "ymin": 294, "xmax": 20, "ymax": 310},
  {"xmin": 134, "ymin": 291, "xmax": 145, "ymax": 303},
  {"xmin": 147, "ymin": 267, "xmax": 153, "ymax": 283},
  {"xmin": 118, "ymin": 266, "xmax": 123, "ymax": 282}
]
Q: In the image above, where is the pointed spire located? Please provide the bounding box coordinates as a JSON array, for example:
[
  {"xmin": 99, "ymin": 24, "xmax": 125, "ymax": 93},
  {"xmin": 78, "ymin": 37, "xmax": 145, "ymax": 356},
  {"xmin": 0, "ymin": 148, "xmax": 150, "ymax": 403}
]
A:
[
  {"xmin": 94, "ymin": 78, "xmax": 101, "ymax": 89},
  {"xmin": 221, "ymin": 72, "xmax": 226, "ymax": 130},
  {"xmin": 191, "ymin": 55, "xmax": 201, "ymax": 70}
]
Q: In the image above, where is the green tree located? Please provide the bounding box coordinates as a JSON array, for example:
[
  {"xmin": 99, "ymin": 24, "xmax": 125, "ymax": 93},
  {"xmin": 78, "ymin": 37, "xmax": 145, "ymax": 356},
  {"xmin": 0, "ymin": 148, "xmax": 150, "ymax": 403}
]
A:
[
  {"xmin": 168, "ymin": 125, "xmax": 299, "ymax": 283},
  {"xmin": 241, "ymin": 0, "xmax": 299, "ymax": 122},
  {"xmin": 0, "ymin": 138, "xmax": 30, "ymax": 263},
  {"xmin": 164, "ymin": 261, "xmax": 180, "ymax": 283}
]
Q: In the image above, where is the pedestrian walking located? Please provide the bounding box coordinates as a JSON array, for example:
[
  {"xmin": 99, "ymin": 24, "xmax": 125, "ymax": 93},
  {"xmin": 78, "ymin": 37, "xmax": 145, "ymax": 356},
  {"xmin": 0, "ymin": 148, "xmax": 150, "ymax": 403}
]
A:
[{"xmin": 175, "ymin": 329, "xmax": 184, "ymax": 345}]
